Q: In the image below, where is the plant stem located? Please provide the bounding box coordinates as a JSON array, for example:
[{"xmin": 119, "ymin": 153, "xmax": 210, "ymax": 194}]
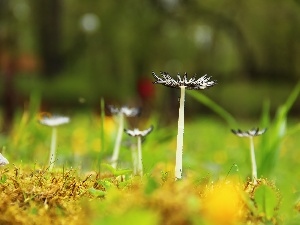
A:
[
  {"xmin": 98, "ymin": 97, "xmax": 105, "ymax": 168},
  {"xmin": 175, "ymin": 86, "xmax": 185, "ymax": 180},
  {"xmin": 111, "ymin": 113, "xmax": 124, "ymax": 169},
  {"xmin": 48, "ymin": 127, "xmax": 57, "ymax": 171},
  {"xmin": 137, "ymin": 136, "xmax": 143, "ymax": 176},
  {"xmin": 249, "ymin": 136, "xmax": 257, "ymax": 184}
]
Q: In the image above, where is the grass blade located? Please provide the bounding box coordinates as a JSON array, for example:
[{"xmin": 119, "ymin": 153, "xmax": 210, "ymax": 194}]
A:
[
  {"xmin": 186, "ymin": 90, "xmax": 237, "ymax": 127},
  {"xmin": 97, "ymin": 97, "xmax": 106, "ymax": 168},
  {"xmin": 259, "ymin": 82, "xmax": 300, "ymax": 177}
]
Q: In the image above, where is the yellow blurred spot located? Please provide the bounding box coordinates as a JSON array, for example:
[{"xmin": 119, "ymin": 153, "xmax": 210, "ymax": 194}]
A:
[
  {"xmin": 168, "ymin": 138, "xmax": 177, "ymax": 151},
  {"xmin": 202, "ymin": 180, "xmax": 244, "ymax": 225},
  {"xmin": 213, "ymin": 150, "xmax": 228, "ymax": 164},
  {"xmin": 72, "ymin": 128, "xmax": 87, "ymax": 155},
  {"xmin": 151, "ymin": 162, "xmax": 174, "ymax": 179},
  {"xmin": 103, "ymin": 116, "xmax": 117, "ymax": 137},
  {"xmin": 91, "ymin": 138, "xmax": 101, "ymax": 152}
]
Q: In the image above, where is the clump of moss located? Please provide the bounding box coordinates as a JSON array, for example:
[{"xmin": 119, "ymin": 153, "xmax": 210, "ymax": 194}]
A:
[
  {"xmin": 0, "ymin": 165, "xmax": 95, "ymax": 225},
  {"xmin": 0, "ymin": 165, "xmax": 281, "ymax": 225}
]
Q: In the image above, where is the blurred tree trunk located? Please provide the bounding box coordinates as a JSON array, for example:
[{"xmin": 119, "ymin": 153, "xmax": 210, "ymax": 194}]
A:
[
  {"xmin": 32, "ymin": 0, "xmax": 63, "ymax": 78},
  {"xmin": 0, "ymin": 0, "xmax": 17, "ymax": 133},
  {"xmin": 2, "ymin": 53, "xmax": 17, "ymax": 133}
]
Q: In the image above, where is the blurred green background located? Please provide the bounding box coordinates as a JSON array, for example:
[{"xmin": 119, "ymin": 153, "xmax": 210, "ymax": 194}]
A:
[
  {"xmin": 1, "ymin": 0, "xmax": 300, "ymax": 128},
  {"xmin": 1, "ymin": 2, "xmax": 300, "ymax": 222}
]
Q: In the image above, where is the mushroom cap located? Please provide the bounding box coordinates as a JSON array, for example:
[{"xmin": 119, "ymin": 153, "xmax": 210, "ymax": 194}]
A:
[
  {"xmin": 39, "ymin": 115, "xmax": 70, "ymax": 127},
  {"xmin": 231, "ymin": 128, "xmax": 267, "ymax": 137},
  {"xmin": 108, "ymin": 106, "xmax": 140, "ymax": 117},
  {"xmin": 0, "ymin": 153, "xmax": 9, "ymax": 166},
  {"xmin": 152, "ymin": 71, "xmax": 217, "ymax": 90},
  {"xmin": 124, "ymin": 126, "xmax": 154, "ymax": 137}
]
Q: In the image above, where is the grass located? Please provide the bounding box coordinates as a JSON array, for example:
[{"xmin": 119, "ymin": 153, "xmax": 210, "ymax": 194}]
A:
[
  {"xmin": 0, "ymin": 113, "xmax": 300, "ymax": 224},
  {"xmin": 0, "ymin": 82, "xmax": 300, "ymax": 224}
]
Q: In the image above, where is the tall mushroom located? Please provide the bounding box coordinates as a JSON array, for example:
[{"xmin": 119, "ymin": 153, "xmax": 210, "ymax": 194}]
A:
[{"xmin": 152, "ymin": 71, "xmax": 217, "ymax": 180}]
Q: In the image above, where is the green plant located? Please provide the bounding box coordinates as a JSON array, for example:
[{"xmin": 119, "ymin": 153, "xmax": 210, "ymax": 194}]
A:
[
  {"xmin": 98, "ymin": 98, "xmax": 106, "ymax": 167},
  {"xmin": 259, "ymin": 82, "xmax": 300, "ymax": 177},
  {"xmin": 254, "ymin": 183, "xmax": 279, "ymax": 221},
  {"xmin": 186, "ymin": 90, "xmax": 237, "ymax": 127},
  {"xmin": 101, "ymin": 163, "xmax": 133, "ymax": 176}
]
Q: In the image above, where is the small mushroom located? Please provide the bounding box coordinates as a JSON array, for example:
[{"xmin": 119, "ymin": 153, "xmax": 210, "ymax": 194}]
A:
[
  {"xmin": 0, "ymin": 153, "xmax": 9, "ymax": 166},
  {"xmin": 124, "ymin": 126, "xmax": 153, "ymax": 176},
  {"xmin": 39, "ymin": 115, "xmax": 70, "ymax": 171},
  {"xmin": 108, "ymin": 106, "xmax": 140, "ymax": 169},
  {"xmin": 231, "ymin": 127, "xmax": 267, "ymax": 184}
]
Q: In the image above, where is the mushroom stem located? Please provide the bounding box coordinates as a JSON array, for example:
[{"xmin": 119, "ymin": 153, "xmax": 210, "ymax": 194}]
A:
[
  {"xmin": 131, "ymin": 144, "xmax": 138, "ymax": 175},
  {"xmin": 137, "ymin": 136, "xmax": 143, "ymax": 176},
  {"xmin": 249, "ymin": 136, "xmax": 257, "ymax": 184},
  {"xmin": 48, "ymin": 127, "xmax": 57, "ymax": 171},
  {"xmin": 175, "ymin": 86, "xmax": 185, "ymax": 180},
  {"xmin": 111, "ymin": 113, "xmax": 124, "ymax": 169}
]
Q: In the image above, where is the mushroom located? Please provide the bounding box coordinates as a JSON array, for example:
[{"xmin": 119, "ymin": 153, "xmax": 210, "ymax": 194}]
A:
[
  {"xmin": 152, "ymin": 71, "xmax": 217, "ymax": 180},
  {"xmin": 39, "ymin": 115, "xmax": 70, "ymax": 171},
  {"xmin": 0, "ymin": 153, "xmax": 9, "ymax": 166},
  {"xmin": 231, "ymin": 127, "xmax": 267, "ymax": 184},
  {"xmin": 108, "ymin": 106, "xmax": 140, "ymax": 169},
  {"xmin": 124, "ymin": 126, "xmax": 153, "ymax": 176}
]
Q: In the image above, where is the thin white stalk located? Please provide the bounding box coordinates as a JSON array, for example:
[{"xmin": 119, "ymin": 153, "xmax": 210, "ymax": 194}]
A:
[
  {"xmin": 131, "ymin": 144, "xmax": 138, "ymax": 175},
  {"xmin": 111, "ymin": 113, "xmax": 124, "ymax": 169},
  {"xmin": 175, "ymin": 86, "xmax": 185, "ymax": 180},
  {"xmin": 48, "ymin": 127, "xmax": 57, "ymax": 171},
  {"xmin": 137, "ymin": 136, "xmax": 143, "ymax": 176},
  {"xmin": 249, "ymin": 136, "xmax": 257, "ymax": 184}
]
